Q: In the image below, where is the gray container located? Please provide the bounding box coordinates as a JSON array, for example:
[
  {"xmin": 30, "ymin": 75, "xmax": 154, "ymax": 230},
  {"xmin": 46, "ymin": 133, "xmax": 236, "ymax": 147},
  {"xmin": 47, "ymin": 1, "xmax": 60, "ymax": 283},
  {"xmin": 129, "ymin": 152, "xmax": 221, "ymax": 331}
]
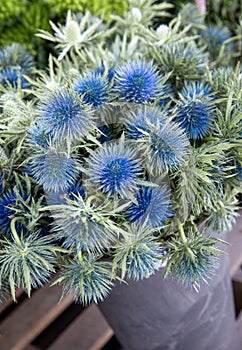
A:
[{"xmin": 99, "ymin": 255, "xmax": 239, "ymax": 350}]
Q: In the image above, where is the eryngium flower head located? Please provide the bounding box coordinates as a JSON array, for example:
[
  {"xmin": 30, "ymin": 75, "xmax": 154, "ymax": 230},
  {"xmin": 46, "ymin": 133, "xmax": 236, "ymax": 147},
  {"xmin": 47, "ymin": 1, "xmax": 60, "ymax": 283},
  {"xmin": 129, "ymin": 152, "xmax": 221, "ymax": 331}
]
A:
[
  {"xmin": 74, "ymin": 72, "xmax": 110, "ymax": 107},
  {"xmin": 0, "ymin": 232, "xmax": 57, "ymax": 300},
  {"xmin": 124, "ymin": 105, "xmax": 166, "ymax": 140},
  {"xmin": 175, "ymin": 81, "xmax": 215, "ymax": 140},
  {"xmin": 0, "ymin": 189, "xmax": 23, "ymax": 235},
  {"xmin": 200, "ymin": 25, "xmax": 234, "ymax": 60},
  {"xmin": 27, "ymin": 122, "xmax": 52, "ymax": 149},
  {"xmin": 114, "ymin": 60, "xmax": 162, "ymax": 103},
  {"xmin": 50, "ymin": 194, "xmax": 120, "ymax": 253},
  {"xmin": 55, "ymin": 257, "xmax": 114, "ymax": 304},
  {"xmin": 28, "ymin": 150, "xmax": 79, "ymax": 193},
  {"xmin": 0, "ymin": 43, "xmax": 35, "ymax": 88},
  {"xmin": 165, "ymin": 232, "xmax": 221, "ymax": 290},
  {"xmin": 38, "ymin": 88, "xmax": 94, "ymax": 143},
  {"xmin": 137, "ymin": 119, "xmax": 190, "ymax": 173},
  {"xmin": 126, "ymin": 186, "xmax": 172, "ymax": 228},
  {"xmin": 0, "ymin": 67, "xmax": 29, "ymax": 89},
  {"xmin": 112, "ymin": 223, "xmax": 164, "ymax": 280},
  {"xmin": 86, "ymin": 141, "xmax": 143, "ymax": 198}
]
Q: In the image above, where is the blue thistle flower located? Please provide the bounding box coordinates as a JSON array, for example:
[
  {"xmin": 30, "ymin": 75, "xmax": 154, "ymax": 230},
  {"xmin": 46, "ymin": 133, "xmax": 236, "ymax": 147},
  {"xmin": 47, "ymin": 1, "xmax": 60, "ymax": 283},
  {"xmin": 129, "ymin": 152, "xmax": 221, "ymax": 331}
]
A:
[
  {"xmin": 200, "ymin": 25, "xmax": 234, "ymax": 60},
  {"xmin": 28, "ymin": 150, "xmax": 79, "ymax": 193},
  {"xmin": 0, "ymin": 43, "xmax": 35, "ymax": 89},
  {"xmin": 0, "ymin": 189, "xmax": 23, "ymax": 235},
  {"xmin": 27, "ymin": 123, "xmax": 52, "ymax": 149},
  {"xmin": 126, "ymin": 185, "xmax": 172, "ymax": 228},
  {"xmin": 114, "ymin": 60, "xmax": 162, "ymax": 103},
  {"xmin": 74, "ymin": 72, "xmax": 110, "ymax": 108},
  {"xmin": 137, "ymin": 119, "xmax": 190, "ymax": 172},
  {"xmin": 0, "ymin": 67, "xmax": 29, "ymax": 89},
  {"xmin": 58, "ymin": 258, "xmax": 114, "ymax": 304},
  {"xmin": 166, "ymin": 232, "xmax": 220, "ymax": 290},
  {"xmin": 124, "ymin": 105, "xmax": 166, "ymax": 140},
  {"xmin": 175, "ymin": 81, "xmax": 215, "ymax": 140},
  {"xmin": 50, "ymin": 194, "xmax": 119, "ymax": 253},
  {"xmin": 86, "ymin": 141, "xmax": 143, "ymax": 198},
  {"xmin": 113, "ymin": 223, "xmax": 165, "ymax": 280},
  {"xmin": 38, "ymin": 88, "xmax": 94, "ymax": 143}
]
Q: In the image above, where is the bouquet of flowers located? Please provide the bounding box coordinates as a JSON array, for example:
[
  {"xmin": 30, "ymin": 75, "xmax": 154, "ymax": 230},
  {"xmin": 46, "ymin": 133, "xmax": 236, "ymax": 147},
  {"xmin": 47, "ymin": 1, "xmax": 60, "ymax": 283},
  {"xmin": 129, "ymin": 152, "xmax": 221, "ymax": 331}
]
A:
[{"xmin": 0, "ymin": 0, "xmax": 241, "ymax": 304}]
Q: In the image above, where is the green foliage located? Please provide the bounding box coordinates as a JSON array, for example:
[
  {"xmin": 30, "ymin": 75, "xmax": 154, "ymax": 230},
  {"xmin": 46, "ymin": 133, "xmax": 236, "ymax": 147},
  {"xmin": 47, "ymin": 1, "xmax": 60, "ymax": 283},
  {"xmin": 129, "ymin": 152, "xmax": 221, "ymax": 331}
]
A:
[{"xmin": 0, "ymin": 0, "xmax": 28, "ymax": 22}]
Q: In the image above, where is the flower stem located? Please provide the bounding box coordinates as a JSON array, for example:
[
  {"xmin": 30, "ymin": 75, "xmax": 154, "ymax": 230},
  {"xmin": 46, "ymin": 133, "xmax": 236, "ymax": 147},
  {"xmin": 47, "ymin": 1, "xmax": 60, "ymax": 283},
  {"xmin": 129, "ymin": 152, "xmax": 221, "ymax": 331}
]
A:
[
  {"xmin": 175, "ymin": 217, "xmax": 187, "ymax": 243},
  {"xmin": 10, "ymin": 218, "xmax": 22, "ymax": 247}
]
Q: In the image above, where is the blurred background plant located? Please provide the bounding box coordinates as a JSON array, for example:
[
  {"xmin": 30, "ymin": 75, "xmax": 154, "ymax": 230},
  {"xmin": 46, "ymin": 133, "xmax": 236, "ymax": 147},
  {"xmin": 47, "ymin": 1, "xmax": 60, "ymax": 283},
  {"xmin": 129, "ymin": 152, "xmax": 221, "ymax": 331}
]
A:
[{"xmin": 0, "ymin": 0, "xmax": 241, "ymax": 305}]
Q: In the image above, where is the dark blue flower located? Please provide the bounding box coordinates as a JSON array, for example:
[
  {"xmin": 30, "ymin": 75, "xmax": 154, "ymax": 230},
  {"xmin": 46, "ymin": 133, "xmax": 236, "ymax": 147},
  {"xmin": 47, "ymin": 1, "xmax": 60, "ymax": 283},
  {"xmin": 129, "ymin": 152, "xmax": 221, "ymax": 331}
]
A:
[
  {"xmin": 74, "ymin": 72, "xmax": 110, "ymax": 107},
  {"xmin": 38, "ymin": 88, "xmax": 94, "ymax": 142},
  {"xmin": 87, "ymin": 142, "xmax": 143, "ymax": 198},
  {"xmin": 0, "ymin": 189, "xmax": 22, "ymax": 235},
  {"xmin": 124, "ymin": 105, "xmax": 166, "ymax": 140},
  {"xmin": 28, "ymin": 150, "xmax": 79, "ymax": 192},
  {"xmin": 114, "ymin": 60, "xmax": 162, "ymax": 103},
  {"xmin": 126, "ymin": 186, "xmax": 172, "ymax": 228},
  {"xmin": 175, "ymin": 81, "xmax": 215, "ymax": 140}
]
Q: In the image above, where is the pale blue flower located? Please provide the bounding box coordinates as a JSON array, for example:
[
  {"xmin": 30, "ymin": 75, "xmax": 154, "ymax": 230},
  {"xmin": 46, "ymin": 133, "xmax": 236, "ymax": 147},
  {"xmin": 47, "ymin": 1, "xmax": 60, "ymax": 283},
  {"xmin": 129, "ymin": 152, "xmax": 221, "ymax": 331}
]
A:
[{"xmin": 86, "ymin": 141, "xmax": 143, "ymax": 198}]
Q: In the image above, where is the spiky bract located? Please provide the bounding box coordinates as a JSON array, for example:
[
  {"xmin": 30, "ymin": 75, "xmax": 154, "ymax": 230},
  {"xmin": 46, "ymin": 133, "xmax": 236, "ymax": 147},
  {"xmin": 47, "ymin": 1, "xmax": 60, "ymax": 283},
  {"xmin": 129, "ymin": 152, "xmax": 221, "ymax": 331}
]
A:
[
  {"xmin": 28, "ymin": 150, "xmax": 79, "ymax": 193},
  {"xmin": 86, "ymin": 141, "xmax": 143, "ymax": 198},
  {"xmin": 126, "ymin": 186, "xmax": 172, "ymax": 228},
  {"xmin": 112, "ymin": 223, "xmax": 164, "ymax": 280},
  {"xmin": 74, "ymin": 72, "xmax": 110, "ymax": 107},
  {"xmin": 137, "ymin": 119, "xmax": 190, "ymax": 172},
  {"xmin": 49, "ymin": 194, "xmax": 120, "ymax": 253},
  {"xmin": 55, "ymin": 257, "xmax": 114, "ymax": 304},
  {"xmin": 0, "ymin": 232, "xmax": 57, "ymax": 300},
  {"xmin": 124, "ymin": 105, "xmax": 166, "ymax": 140},
  {"xmin": 165, "ymin": 228, "xmax": 221, "ymax": 291},
  {"xmin": 114, "ymin": 60, "xmax": 162, "ymax": 103},
  {"xmin": 38, "ymin": 88, "xmax": 94, "ymax": 143},
  {"xmin": 175, "ymin": 81, "xmax": 215, "ymax": 140}
]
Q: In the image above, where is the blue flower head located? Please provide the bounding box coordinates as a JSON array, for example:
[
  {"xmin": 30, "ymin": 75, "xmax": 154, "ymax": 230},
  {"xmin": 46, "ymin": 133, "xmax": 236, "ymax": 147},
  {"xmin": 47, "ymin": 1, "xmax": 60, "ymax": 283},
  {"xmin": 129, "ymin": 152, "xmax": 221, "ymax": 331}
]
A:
[
  {"xmin": 138, "ymin": 119, "xmax": 190, "ymax": 172},
  {"xmin": 124, "ymin": 105, "xmax": 166, "ymax": 140},
  {"xmin": 0, "ymin": 43, "xmax": 35, "ymax": 88},
  {"xmin": 175, "ymin": 81, "xmax": 215, "ymax": 140},
  {"xmin": 0, "ymin": 189, "xmax": 23, "ymax": 235},
  {"xmin": 0, "ymin": 67, "xmax": 29, "ymax": 89},
  {"xmin": 200, "ymin": 25, "xmax": 234, "ymax": 60},
  {"xmin": 28, "ymin": 150, "xmax": 79, "ymax": 193},
  {"xmin": 114, "ymin": 60, "xmax": 162, "ymax": 103},
  {"xmin": 38, "ymin": 88, "xmax": 94, "ymax": 143},
  {"xmin": 74, "ymin": 72, "xmax": 110, "ymax": 108},
  {"xmin": 86, "ymin": 140, "xmax": 143, "ymax": 198},
  {"xmin": 27, "ymin": 123, "xmax": 52, "ymax": 149},
  {"xmin": 126, "ymin": 185, "xmax": 173, "ymax": 228}
]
